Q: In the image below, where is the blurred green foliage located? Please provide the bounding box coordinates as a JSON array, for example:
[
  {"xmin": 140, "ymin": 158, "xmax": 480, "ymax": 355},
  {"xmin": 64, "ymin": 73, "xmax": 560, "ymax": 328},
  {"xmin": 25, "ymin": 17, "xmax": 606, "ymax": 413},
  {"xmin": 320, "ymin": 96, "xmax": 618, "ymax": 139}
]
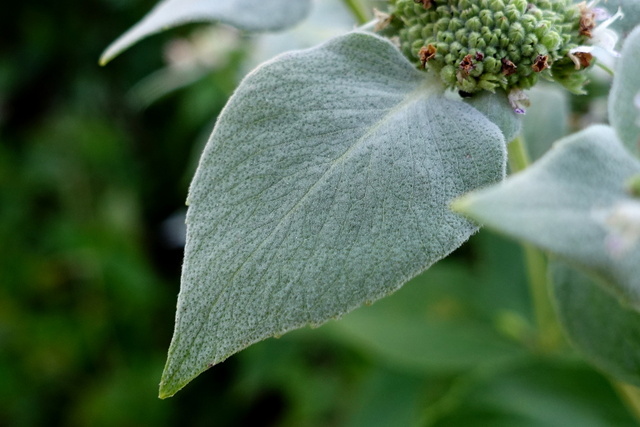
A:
[{"xmin": 1, "ymin": 1, "xmax": 638, "ymax": 426}]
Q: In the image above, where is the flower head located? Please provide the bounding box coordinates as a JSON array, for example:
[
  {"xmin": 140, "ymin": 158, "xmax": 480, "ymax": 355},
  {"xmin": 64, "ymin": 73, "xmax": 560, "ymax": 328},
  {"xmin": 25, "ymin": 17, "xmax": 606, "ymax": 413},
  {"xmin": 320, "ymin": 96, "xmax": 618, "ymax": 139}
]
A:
[
  {"xmin": 386, "ymin": 0, "xmax": 607, "ymax": 96},
  {"xmin": 569, "ymin": 4, "xmax": 624, "ymax": 70}
]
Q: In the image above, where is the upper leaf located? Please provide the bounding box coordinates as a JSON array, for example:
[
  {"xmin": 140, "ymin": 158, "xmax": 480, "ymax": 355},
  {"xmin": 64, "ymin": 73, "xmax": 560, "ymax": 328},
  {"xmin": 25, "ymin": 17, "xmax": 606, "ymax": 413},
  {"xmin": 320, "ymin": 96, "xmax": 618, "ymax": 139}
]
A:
[
  {"xmin": 454, "ymin": 125, "xmax": 640, "ymax": 307},
  {"xmin": 100, "ymin": 0, "xmax": 313, "ymax": 65},
  {"xmin": 551, "ymin": 260, "xmax": 640, "ymax": 387},
  {"xmin": 160, "ymin": 32, "xmax": 507, "ymax": 397},
  {"xmin": 610, "ymin": 25, "xmax": 640, "ymax": 158}
]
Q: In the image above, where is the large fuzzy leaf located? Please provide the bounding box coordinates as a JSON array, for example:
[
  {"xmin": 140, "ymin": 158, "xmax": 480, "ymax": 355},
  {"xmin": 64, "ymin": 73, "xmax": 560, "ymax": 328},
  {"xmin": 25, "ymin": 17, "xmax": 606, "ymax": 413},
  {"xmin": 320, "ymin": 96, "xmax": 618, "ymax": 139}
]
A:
[
  {"xmin": 454, "ymin": 125, "xmax": 640, "ymax": 307},
  {"xmin": 159, "ymin": 32, "xmax": 506, "ymax": 397},
  {"xmin": 100, "ymin": 0, "xmax": 313, "ymax": 65}
]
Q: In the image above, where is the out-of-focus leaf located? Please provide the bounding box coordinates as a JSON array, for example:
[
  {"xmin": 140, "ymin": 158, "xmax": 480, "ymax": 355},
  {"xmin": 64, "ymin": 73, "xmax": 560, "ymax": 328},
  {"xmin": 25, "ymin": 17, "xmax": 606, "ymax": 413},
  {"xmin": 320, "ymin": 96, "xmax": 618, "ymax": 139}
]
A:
[
  {"xmin": 427, "ymin": 361, "xmax": 638, "ymax": 427},
  {"xmin": 247, "ymin": 0, "xmax": 356, "ymax": 70},
  {"xmin": 160, "ymin": 32, "xmax": 507, "ymax": 397},
  {"xmin": 551, "ymin": 260, "xmax": 640, "ymax": 387},
  {"xmin": 454, "ymin": 125, "xmax": 640, "ymax": 307},
  {"xmin": 523, "ymin": 84, "xmax": 569, "ymax": 162},
  {"xmin": 100, "ymin": 0, "xmax": 313, "ymax": 65},
  {"xmin": 345, "ymin": 369, "xmax": 427, "ymax": 427},
  {"xmin": 326, "ymin": 262, "xmax": 524, "ymax": 373},
  {"xmin": 610, "ymin": 25, "xmax": 640, "ymax": 158},
  {"xmin": 601, "ymin": 0, "xmax": 640, "ymax": 37},
  {"xmin": 465, "ymin": 90, "xmax": 522, "ymax": 143}
]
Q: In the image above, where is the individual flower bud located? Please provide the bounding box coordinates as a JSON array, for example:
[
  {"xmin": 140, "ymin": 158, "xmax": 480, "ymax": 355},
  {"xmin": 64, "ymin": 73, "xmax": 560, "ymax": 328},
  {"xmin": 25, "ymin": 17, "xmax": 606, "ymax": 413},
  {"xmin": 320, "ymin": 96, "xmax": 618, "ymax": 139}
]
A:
[
  {"xmin": 490, "ymin": 0, "xmax": 505, "ymax": 12},
  {"xmin": 505, "ymin": 4, "xmax": 522, "ymax": 22},
  {"xmin": 465, "ymin": 17, "xmax": 483, "ymax": 32},
  {"xmin": 479, "ymin": 10, "xmax": 494, "ymax": 27},
  {"xmin": 508, "ymin": 22, "xmax": 526, "ymax": 45},
  {"xmin": 541, "ymin": 31, "xmax": 562, "ymax": 51}
]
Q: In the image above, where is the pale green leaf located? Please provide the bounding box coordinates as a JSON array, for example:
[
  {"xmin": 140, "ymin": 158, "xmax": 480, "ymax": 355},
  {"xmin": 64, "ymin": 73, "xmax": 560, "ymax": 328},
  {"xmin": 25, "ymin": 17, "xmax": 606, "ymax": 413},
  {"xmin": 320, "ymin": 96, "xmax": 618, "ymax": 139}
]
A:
[
  {"xmin": 454, "ymin": 125, "xmax": 640, "ymax": 307},
  {"xmin": 465, "ymin": 90, "xmax": 522, "ymax": 143},
  {"xmin": 160, "ymin": 32, "xmax": 507, "ymax": 397},
  {"xmin": 610, "ymin": 25, "xmax": 640, "ymax": 158},
  {"xmin": 551, "ymin": 260, "xmax": 640, "ymax": 387},
  {"xmin": 523, "ymin": 84, "xmax": 569, "ymax": 161},
  {"xmin": 100, "ymin": 0, "xmax": 313, "ymax": 65}
]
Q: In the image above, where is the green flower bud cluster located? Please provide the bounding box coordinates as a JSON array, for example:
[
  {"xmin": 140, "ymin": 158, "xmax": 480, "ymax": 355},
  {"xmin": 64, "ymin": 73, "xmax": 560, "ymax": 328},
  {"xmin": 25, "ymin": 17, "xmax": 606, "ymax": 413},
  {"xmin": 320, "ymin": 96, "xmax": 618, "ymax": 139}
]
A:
[{"xmin": 388, "ymin": 0, "xmax": 591, "ymax": 94}]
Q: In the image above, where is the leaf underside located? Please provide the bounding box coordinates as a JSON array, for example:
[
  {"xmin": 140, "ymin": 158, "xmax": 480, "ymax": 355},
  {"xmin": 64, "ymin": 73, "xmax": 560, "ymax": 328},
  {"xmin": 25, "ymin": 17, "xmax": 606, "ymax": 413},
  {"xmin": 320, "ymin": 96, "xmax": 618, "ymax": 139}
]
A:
[
  {"xmin": 159, "ymin": 32, "xmax": 507, "ymax": 397},
  {"xmin": 100, "ymin": 0, "xmax": 313, "ymax": 65}
]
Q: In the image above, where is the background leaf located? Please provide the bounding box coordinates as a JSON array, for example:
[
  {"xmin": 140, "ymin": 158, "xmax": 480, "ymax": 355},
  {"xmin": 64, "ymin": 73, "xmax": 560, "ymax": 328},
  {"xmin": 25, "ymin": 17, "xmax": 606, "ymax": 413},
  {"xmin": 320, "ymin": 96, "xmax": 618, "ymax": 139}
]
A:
[
  {"xmin": 610, "ymin": 25, "xmax": 640, "ymax": 158},
  {"xmin": 454, "ymin": 125, "xmax": 640, "ymax": 307},
  {"xmin": 100, "ymin": 0, "xmax": 313, "ymax": 65},
  {"xmin": 160, "ymin": 32, "xmax": 507, "ymax": 397},
  {"xmin": 426, "ymin": 360, "xmax": 637, "ymax": 427},
  {"xmin": 522, "ymin": 84, "xmax": 569, "ymax": 162},
  {"xmin": 325, "ymin": 261, "xmax": 525, "ymax": 373},
  {"xmin": 464, "ymin": 91, "xmax": 522, "ymax": 143},
  {"xmin": 551, "ymin": 260, "xmax": 640, "ymax": 387}
]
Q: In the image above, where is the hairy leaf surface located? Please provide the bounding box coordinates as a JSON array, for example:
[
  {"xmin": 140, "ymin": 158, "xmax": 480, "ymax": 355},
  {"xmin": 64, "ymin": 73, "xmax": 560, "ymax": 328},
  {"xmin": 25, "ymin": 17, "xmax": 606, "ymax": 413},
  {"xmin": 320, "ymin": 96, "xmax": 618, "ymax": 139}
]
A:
[
  {"xmin": 454, "ymin": 125, "xmax": 640, "ymax": 307},
  {"xmin": 160, "ymin": 32, "xmax": 506, "ymax": 397},
  {"xmin": 100, "ymin": 0, "xmax": 312, "ymax": 64}
]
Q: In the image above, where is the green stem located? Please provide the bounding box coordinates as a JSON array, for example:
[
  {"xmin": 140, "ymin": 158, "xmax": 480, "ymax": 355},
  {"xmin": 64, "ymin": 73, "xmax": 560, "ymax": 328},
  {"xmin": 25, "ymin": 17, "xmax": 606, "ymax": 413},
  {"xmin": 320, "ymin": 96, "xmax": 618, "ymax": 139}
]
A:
[
  {"xmin": 596, "ymin": 61, "xmax": 615, "ymax": 76},
  {"xmin": 343, "ymin": 0, "xmax": 370, "ymax": 25},
  {"xmin": 507, "ymin": 136, "xmax": 562, "ymax": 351}
]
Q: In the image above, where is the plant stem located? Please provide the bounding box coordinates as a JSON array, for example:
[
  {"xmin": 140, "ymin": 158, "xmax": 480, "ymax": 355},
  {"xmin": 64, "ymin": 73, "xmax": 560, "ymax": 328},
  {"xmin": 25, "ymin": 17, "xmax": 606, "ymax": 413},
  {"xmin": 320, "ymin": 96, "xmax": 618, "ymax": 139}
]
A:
[
  {"xmin": 596, "ymin": 61, "xmax": 615, "ymax": 76},
  {"xmin": 507, "ymin": 136, "xmax": 562, "ymax": 351},
  {"xmin": 343, "ymin": 0, "xmax": 370, "ymax": 25}
]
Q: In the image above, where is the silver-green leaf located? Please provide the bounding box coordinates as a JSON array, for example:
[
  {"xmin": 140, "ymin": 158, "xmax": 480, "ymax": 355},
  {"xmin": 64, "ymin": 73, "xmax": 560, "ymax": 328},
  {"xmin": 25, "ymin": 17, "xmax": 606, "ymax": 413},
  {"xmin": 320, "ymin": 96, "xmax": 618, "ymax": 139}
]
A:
[
  {"xmin": 160, "ymin": 32, "xmax": 507, "ymax": 397},
  {"xmin": 610, "ymin": 25, "xmax": 640, "ymax": 158},
  {"xmin": 454, "ymin": 125, "xmax": 640, "ymax": 307},
  {"xmin": 523, "ymin": 84, "xmax": 569, "ymax": 162},
  {"xmin": 464, "ymin": 90, "xmax": 522, "ymax": 143},
  {"xmin": 100, "ymin": 0, "xmax": 313, "ymax": 65},
  {"xmin": 551, "ymin": 260, "xmax": 640, "ymax": 387}
]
